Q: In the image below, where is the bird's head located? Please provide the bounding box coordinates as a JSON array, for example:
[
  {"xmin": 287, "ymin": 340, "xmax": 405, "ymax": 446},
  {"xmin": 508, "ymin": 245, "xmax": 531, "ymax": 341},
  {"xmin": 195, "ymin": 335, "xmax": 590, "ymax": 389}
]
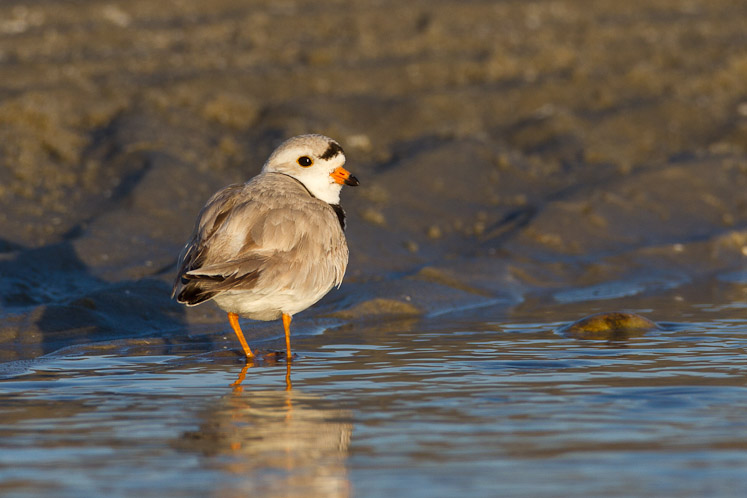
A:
[{"xmin": 262, "ymin": 134, "xmax": 359, "ymax": 204}]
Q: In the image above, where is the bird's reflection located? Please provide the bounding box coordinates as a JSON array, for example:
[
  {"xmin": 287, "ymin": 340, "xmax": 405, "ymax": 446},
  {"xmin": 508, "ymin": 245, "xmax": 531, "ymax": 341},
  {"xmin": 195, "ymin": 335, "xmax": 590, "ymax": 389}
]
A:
[
  {"xmin": 231, "ymin": 356, "xmax": 293, "ymax": 392},
  {"xmin": 178, "ymin": 361, "xmax": 352, "ymax": 498}
]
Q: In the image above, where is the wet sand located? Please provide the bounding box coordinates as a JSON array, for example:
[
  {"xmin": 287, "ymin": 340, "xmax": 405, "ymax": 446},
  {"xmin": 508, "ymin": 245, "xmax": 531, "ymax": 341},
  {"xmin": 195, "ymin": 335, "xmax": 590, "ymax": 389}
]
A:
[
  {"xmin": 1, "ymin": 1, "xmax": 747, "ymax": 495},
  {"xmin": 1, "ymin": 0, "xmax": 746, "ymax": 359}
]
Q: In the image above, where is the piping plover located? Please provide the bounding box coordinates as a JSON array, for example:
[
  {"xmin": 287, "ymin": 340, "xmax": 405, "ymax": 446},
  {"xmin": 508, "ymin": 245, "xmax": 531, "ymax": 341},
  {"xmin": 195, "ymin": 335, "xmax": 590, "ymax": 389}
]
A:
[{"xmin": 172, "ymin": 134, "xmax": 359, "ymax": 360}]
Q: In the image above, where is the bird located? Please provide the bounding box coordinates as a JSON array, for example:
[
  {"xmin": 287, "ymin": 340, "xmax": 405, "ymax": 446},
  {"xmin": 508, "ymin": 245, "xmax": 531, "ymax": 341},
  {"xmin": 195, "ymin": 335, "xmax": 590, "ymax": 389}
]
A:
[{"xmin": 172, "ymin": 134, "xmax": 359, "ymax": 361}]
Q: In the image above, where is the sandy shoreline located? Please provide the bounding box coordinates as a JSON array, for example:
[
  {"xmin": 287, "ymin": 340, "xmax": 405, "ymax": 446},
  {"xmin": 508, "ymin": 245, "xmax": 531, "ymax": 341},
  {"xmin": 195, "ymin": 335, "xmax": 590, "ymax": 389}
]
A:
[{"xmin": 1, "ymin": 0, "xmax": 746, "ymax": 360}]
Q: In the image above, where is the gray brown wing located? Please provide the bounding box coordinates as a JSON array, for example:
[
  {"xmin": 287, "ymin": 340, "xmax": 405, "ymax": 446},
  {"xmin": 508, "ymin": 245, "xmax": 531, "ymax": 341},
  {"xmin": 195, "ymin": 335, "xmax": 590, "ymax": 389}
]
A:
[
  {"xmin": 172, "ymin": 183, "xmax": 262, "ymax": 304},
  {"xmin": 172, "ymin": 177, "xmax": 347, "ymax": 305}
]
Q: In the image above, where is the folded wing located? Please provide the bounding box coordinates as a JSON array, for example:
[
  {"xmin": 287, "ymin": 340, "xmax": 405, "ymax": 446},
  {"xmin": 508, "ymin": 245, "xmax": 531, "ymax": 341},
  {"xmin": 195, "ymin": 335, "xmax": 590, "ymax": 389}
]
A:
[{"xmin": 172, "ymin": 176, "xmax": 346, "ymax": 306}]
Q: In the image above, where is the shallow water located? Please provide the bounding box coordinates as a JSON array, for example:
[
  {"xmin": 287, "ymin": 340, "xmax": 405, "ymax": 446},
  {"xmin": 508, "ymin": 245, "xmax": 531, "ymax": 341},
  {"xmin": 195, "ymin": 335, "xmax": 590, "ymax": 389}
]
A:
[
  {"xmin": 2, "ymin": 299, "xmax": 745, "ymax": 498},
  {"xmin": 2, "ymin": 0, "xmax": 747, "ymax": 496}
]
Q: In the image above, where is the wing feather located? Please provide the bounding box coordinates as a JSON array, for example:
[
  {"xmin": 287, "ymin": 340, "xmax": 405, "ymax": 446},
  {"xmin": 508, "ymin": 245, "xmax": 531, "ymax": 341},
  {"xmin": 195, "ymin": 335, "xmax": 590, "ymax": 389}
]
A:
[{"xmin": 172, "ymin": 173, "xmax": 348, "ymax": 307}]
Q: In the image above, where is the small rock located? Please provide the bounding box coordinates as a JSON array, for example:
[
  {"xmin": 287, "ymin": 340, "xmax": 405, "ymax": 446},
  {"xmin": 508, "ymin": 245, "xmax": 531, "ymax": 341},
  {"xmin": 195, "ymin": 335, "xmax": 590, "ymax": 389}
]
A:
[{"xmin": 557, "ymin": 311, "xmax": 659, "ymax": 340}]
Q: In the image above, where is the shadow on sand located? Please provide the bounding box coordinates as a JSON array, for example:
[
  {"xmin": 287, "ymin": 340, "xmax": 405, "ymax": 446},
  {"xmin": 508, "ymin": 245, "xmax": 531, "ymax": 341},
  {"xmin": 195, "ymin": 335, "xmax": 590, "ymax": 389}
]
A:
[{"xmin": 0, "ymin": 240, "xmax": 186, "ymax": 361}]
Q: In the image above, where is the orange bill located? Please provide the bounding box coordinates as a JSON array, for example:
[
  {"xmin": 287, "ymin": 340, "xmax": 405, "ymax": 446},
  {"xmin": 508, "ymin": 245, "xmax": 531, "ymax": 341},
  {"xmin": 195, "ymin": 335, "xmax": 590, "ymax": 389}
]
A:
[{"xmin": 331, "ymin": 166, "xmax": 360, "ymax": 186}]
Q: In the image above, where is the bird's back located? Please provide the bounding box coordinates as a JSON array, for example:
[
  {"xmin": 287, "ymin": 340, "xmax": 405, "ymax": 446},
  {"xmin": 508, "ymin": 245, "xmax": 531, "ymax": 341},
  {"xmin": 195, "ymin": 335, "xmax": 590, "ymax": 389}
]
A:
[{"xmin": 173, "ymin": 172, "xmax": 349, "ymax": 319}]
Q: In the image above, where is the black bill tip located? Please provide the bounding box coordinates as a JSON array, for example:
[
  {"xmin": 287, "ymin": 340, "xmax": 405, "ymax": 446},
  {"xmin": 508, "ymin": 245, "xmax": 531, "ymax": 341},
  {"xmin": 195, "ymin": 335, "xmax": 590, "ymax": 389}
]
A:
[{"xmin": 345, "ymin": 175, "xmax": 360, "ymax": 187}]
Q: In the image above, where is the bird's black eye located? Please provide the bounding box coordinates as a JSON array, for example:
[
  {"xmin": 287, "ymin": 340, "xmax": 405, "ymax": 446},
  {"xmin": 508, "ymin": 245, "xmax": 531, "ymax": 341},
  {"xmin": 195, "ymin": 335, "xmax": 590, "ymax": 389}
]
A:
[{"xmin": 297, "ymin": 156, "xmax": 313, "ymax": 167}]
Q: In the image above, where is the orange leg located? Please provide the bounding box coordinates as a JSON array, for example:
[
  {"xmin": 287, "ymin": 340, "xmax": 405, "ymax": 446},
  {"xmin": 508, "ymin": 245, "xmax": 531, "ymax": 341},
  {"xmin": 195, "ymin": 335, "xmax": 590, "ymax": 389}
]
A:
[
  {"xmin": 282, "ymin": 313, "xmax": 292, "ymax": 361},
  {"xmin": 228, "ymin": 312, "xmax": 254, "ymax": 359}
]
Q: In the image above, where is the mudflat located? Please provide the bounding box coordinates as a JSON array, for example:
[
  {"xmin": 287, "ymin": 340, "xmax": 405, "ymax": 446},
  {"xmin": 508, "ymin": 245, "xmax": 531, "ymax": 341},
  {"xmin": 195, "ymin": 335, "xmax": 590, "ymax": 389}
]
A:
[
  {"xmin": 1, "ymin": 2, "xmax": 746, "ymax": 496},
  {"xmin": 1, "ymin": 0, "xmax": 745, "ymax": 357}
]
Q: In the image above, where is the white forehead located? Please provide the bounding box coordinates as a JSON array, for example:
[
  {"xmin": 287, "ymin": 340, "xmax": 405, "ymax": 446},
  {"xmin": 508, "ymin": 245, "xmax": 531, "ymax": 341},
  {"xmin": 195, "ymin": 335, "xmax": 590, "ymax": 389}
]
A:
[{"xmin": 265, "ymin": 134, "xmax": 345, "ymax": 167}]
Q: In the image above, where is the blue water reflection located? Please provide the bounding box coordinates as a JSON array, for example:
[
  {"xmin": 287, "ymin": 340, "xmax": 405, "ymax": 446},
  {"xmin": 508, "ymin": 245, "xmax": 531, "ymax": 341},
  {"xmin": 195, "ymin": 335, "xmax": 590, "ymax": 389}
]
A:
[{"xmin": 0, "ymin": 303, "xmax": 745, "ymax": 497}]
